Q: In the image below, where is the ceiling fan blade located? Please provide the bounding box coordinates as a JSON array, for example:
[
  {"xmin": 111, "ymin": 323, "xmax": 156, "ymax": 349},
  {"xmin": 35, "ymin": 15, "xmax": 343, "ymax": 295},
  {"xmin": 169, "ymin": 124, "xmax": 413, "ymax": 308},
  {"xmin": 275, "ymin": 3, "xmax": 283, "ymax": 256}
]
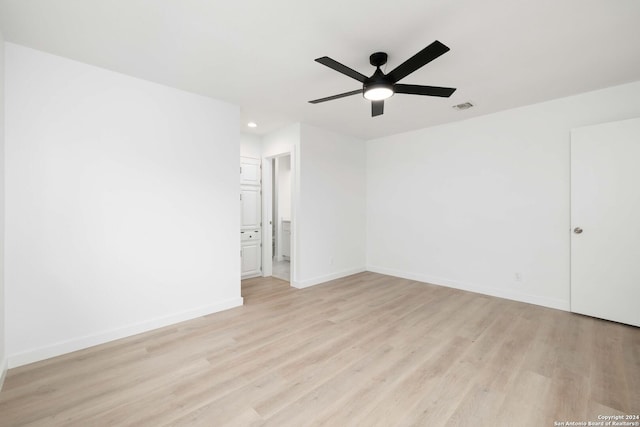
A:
[
  {"xmin": 308, "ymin": 89, "xmax": 363, "ymax": 104},
  {"xmin": 387, "ymin": 41, "xmax": 450, "ymax": 83},
  {"xmin": 395, "ymin": 84, "xmax": 456, "ymax": 97},
  {"xmin": 372, "ymin": 100, "xmax": 384, "ymax": 117},
  {"xmin": 315, "ymin": 57, "xmax": 367, "ymax": 83}
]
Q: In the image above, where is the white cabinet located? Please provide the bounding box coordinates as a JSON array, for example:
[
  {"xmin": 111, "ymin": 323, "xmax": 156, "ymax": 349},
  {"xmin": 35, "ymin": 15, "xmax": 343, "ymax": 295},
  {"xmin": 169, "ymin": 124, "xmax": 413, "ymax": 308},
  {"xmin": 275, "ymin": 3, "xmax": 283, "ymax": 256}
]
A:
[
  {"xmin": 240, "ymin": 186, "xmax": 261, "ymax": 230},
  {"xmin": 240, "ymin": 157, "xmax": 261, "ymax": 186},
  {"xmin": 241, "ymin": 229, "xmax": 261, "ymax": 277},
  {"xmin": 241, "ymin": 241, "xmax": 261, "ymax": 277},
  {"xmin": 240, "ymin": 157, "xmax": 262, "ymax": 278}
]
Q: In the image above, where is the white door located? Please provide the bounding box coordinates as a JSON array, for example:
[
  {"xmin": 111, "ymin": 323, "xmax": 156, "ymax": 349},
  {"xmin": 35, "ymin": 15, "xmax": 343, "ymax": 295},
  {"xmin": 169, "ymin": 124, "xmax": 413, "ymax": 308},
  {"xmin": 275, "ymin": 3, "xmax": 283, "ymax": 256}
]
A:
[
  {"xmin": 240, "ymin": 186, "xmax": 261, "ymax": 230},
  {"xmin": 571, "ymin": 117, "xmax": 640, "ymax": 327},
  {"xmin": 240, "ymin": 157, "xmax": 261, "ymax": 186}
]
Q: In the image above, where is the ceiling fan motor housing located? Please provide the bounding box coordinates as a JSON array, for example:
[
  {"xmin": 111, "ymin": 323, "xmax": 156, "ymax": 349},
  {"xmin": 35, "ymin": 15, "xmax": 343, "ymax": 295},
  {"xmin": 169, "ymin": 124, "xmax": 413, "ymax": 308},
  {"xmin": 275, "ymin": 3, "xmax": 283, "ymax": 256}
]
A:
[{"xmin": 369, "ymin": 52, "xmax": 388, "ymax": 67}]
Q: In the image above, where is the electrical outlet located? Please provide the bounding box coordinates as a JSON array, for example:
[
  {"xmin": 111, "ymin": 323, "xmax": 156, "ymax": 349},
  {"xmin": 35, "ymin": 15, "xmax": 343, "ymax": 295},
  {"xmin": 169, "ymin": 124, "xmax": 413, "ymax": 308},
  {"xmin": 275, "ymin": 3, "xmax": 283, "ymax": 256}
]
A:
[
  {"xmin": 329, "ymin": 257, "xmax": 334, "ymax": 266},
  {"xmin": 515, "ymin": 272, "xmax": 523, "ymax": 282}
]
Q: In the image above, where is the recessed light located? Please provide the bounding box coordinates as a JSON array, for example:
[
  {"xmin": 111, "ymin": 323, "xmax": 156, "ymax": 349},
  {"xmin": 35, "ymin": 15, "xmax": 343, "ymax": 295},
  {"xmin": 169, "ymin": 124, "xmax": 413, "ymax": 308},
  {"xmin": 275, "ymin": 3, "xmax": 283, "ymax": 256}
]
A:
[{"xmin": 247, "ymin": 122, "xmax": 257, "ymax": 128}]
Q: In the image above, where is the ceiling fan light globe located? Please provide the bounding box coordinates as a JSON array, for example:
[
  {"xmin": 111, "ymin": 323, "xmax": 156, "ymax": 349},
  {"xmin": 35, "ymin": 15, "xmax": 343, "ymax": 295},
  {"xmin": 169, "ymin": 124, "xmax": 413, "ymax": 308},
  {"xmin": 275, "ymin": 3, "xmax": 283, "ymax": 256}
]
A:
[{"xmin": 363, "ymin": 87, "xmax": 394, "ymax": 101}]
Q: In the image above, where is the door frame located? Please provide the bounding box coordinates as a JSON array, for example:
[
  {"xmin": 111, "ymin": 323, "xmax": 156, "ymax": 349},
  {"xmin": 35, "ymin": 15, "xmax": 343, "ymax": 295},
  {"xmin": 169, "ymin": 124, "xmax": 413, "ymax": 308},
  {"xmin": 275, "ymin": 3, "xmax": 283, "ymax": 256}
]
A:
[
  {"xmin": 570, "ymin": 117, "xmax": 640, "ymax": 327},
  {"xmin": 262, "ymin": 148, "xmax": 297, "ymax": 284}
]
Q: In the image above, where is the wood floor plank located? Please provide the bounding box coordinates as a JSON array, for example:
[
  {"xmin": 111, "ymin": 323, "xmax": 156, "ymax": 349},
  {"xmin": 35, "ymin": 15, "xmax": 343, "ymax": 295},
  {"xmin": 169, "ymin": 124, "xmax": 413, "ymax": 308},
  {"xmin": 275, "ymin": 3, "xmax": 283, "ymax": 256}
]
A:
[{"xmin": 0, "ymin": 272, "xmax": 638, "ymax": 426}]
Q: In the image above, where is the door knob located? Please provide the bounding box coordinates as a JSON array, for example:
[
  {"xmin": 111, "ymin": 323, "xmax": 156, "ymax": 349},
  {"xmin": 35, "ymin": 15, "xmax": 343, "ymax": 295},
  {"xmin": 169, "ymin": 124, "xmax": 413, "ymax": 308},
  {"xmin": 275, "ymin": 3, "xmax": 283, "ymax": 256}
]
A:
[{"xmin": 573, "ymin": 227, "xmax": 583, "ymax": 234}]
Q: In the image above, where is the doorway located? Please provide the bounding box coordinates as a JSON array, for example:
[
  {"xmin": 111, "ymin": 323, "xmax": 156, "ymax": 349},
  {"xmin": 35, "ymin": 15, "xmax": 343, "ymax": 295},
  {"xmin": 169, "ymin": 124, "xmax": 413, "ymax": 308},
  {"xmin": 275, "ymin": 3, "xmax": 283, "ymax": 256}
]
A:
[
  {"xmin": 262, "ymin": 152, "xmax": 294, "ymax": 283},
  {"xmin": 271, "ymin": 155, "xmax": 292, "ymax": 281},
  {"xmin": 570, "ymin": 117, "xmax": 640, "ymax": 327}
]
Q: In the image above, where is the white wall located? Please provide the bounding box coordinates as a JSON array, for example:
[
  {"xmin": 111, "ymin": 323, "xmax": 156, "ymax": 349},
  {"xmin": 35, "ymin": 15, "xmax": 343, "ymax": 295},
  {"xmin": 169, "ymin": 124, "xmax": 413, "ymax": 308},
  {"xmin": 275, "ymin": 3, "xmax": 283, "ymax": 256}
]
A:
[
  {"xmin": 240, "ymin": 133, "xmax": 262, "ymax": 158},
  {"xmin": 5, "ymin": 44, "xmax": 242, "ymax": 367},
  {"xmin": 367, "ymin": 80, "xmax": 640, "ymax": 310},
  {"xmin": 0, "ymin": 34, "xmax": 7, "ymax": 386},
  {"xmin": 262, "ymin": 123, "xmax": 300, "ymax": 159},
  {"xmin": 297, "ymin": 124, "xmax": 366, "ymax": 287}
]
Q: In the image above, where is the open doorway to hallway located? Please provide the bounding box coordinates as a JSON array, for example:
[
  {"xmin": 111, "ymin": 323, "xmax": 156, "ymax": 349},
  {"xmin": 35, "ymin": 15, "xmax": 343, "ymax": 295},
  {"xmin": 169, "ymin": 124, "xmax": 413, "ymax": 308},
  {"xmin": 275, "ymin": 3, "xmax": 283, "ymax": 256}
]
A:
[{"xmin": 271, "ymin": 155, "xmax": 291, "ymax": 281}]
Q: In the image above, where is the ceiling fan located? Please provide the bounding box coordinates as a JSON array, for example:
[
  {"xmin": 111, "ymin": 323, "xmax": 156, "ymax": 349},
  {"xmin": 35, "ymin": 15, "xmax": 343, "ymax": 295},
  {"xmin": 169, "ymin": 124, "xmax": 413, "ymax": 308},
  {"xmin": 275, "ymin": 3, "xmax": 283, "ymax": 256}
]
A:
[{"xmin": 309, "ymin": 40, "xmax": 456, "ymax": 117}]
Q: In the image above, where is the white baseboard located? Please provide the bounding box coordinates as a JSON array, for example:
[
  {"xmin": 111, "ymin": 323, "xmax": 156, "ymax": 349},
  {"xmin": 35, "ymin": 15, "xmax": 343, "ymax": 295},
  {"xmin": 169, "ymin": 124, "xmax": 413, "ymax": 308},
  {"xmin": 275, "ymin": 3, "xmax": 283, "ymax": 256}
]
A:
[
  {"xmin": 8, "ymin": 297, "xmax": 244, "ymax": 369},
  {"xmin": 0, "ymin": 357, "xmax": 7, "ymax": 391},
  {"xmin": 366, "ymin": 265, "xmax": 569, "ymax": 311},
  {"xmin": 292, "ymin": 267, "xmax": 366, "ymax": 289}
]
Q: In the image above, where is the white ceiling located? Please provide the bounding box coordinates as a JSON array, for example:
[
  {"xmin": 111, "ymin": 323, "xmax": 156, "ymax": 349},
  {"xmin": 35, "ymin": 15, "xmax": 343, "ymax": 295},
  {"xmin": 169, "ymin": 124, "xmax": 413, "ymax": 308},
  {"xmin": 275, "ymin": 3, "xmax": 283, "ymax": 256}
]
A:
[{"xmin": 1, "ymin": 0, "xmax": 639, "ymax": 140}]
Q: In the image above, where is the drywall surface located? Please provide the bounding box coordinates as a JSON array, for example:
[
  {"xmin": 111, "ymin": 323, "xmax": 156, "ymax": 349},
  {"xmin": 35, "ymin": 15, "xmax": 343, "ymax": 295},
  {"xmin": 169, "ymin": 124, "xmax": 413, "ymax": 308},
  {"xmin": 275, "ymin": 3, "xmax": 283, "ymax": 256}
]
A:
[
  {"xmin": 367, "ymin": 81, "xmax": 640, "ymax": 310},
  {"xmin": 5, "ymin": 44, "xmax": 242, "ymax": 367},
  {"xmin": 297, "ymin": 124, "xmax": 366, "ymax": 287},
  {"xmin": 240, "ymin": 133, "xmax": 262, "ymax": 158},
  {"xmin": 262, "ymin": 123, "xmax": 300, "ymax": 159}
]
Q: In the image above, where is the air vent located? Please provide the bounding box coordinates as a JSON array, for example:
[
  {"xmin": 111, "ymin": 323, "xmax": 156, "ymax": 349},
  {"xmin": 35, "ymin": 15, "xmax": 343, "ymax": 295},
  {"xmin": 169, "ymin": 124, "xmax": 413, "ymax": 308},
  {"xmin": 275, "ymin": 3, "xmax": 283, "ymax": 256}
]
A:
[{"xmin": 452, "ymin": 101, "xmax": 474, "ymax": 110}]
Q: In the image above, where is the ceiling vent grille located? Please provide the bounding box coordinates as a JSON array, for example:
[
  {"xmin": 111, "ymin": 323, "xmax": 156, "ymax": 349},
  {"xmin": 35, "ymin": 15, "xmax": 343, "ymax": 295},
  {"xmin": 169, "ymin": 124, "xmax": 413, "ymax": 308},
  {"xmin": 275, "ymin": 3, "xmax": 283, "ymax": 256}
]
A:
[{"xmin": 452, "ymin": 101, "xmax": 474, "ymax": 110}]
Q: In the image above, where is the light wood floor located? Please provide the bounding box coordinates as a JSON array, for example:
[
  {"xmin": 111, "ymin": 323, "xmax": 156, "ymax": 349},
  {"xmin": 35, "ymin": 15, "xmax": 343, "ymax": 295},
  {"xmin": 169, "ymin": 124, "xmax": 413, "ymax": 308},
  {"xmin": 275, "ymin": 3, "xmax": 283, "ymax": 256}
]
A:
[{"xmin": 1, "ymin": 272, "xmax": 638, "ymax": 426}]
